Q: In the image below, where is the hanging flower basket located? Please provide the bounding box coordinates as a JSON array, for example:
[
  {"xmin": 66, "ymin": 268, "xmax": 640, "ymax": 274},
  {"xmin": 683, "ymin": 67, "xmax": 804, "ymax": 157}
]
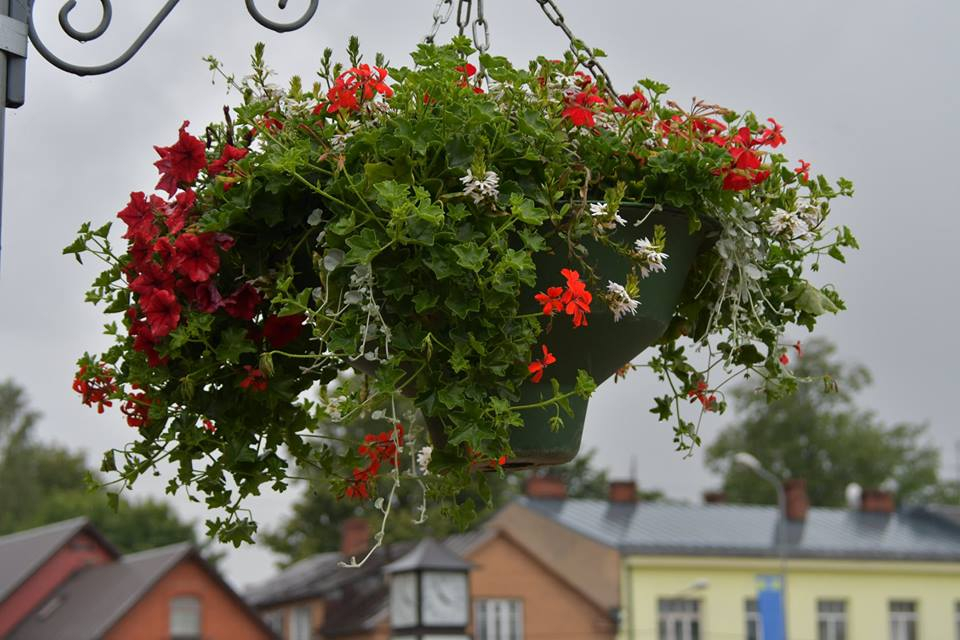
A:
[{"xmin": 67, "ymin": 37, "xmax": 856, "ymax": 544}]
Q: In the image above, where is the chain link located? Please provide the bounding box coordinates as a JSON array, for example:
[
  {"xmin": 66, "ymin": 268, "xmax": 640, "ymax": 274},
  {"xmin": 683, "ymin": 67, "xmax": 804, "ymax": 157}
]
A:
[
  {"xmin": 424, "ymin": 0, "xmax": 455, "ymax": 44},
  {"xmin": 456, "ymin": 0, "xmax": 473, "ymax": 35},
  {"xmin": 534, "ymin": 0, "xmax": 619, "ymax": 100},
  {"xmin": 472, "ymin": 0, "xmax": 489, "ymax": 53}
]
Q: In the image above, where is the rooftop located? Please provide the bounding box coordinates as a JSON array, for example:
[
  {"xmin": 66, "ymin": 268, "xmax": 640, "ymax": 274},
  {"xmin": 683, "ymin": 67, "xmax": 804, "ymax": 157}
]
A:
[{"xmin": 517, "ymin": 497, "xmax": 960, "ymax": 561}]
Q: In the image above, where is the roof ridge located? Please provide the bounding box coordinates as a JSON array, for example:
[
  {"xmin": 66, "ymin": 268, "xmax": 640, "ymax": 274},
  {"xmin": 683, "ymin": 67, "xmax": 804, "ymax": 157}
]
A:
[
  {"xmin": 119, "ymin": 541, "xmax": 193, "ymax": 562},
  {"xmin": 0, "ymin": 517, "xmax": 88, "ymax": 546}
]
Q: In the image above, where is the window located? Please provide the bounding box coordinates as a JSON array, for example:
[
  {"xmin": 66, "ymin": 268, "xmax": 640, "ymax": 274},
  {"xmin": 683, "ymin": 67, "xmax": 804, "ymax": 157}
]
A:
[
  {"xmin": 889, "ymin": 601, "xmax": 917, "ymax": 640},
  {"xmin": 658, "ymin": 599, "xmax": 700, "ymax": 640},
  {"xmin": 262, "ymin": 610, "xmax": 283, "ymax": 636},
  {"xmin": 290, "ymin": 606, "xmax": 312, "ymax": 640},
  {"xmin": 169, "ymin": 596, "xmax": 201, "ymax": 639},
  {"xmin": 955, "ymin": 602, "xmax": 960, "ymax": 640},
  {"xmin": 745, "ymin": 599, "xmax": 763, "ymax": 640},
  {"xmin": 474, "ymin": 599, "xmax": 523, "ymax": 640},
  {"xmin": 817, "ymin": 600, "xmax": 846, "ymax": 640}
]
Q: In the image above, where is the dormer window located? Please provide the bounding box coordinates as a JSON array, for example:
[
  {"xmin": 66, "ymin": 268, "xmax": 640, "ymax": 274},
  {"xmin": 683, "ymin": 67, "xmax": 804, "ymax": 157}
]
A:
[{"xmin": 169, "ymin": 595, "xmax": 201, "ymax": 639}]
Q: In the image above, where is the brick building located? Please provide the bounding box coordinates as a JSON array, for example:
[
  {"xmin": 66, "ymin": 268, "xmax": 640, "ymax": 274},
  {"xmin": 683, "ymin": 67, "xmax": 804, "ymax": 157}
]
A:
[{"xmin": 0, "ymin": 518, "xmax": 276, "ymax": 639}]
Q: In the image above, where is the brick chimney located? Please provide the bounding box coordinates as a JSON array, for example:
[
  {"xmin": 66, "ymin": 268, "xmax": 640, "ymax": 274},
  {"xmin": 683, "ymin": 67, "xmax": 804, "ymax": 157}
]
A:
[
  {"xmin": 608, "ymin": 481, "xmax": 638, "ymax": 503},
  {"xmin": 703, "ymin": 490, "xmax": 727, "ymax": 504},
  {"xmin": 784, "ymin": 478, "xmax": 809, "ymax": 522},
  {"xmin": 340, "ymin": 517, "xmax": 370, "ymax": 557},
  {"xmin": 525, "ymin": 475, "xmax": 567, "ymax": 499},
  {"xmin": 861, "ymin": 488, "xmax": 896, "ymax": 514}
]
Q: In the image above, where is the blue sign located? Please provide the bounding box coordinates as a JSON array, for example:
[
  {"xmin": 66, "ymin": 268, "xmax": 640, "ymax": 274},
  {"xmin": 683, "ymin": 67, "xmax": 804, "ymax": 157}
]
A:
[{"xmin": 756, "ymin": 575, "xmax": 785, "ymax": 640}]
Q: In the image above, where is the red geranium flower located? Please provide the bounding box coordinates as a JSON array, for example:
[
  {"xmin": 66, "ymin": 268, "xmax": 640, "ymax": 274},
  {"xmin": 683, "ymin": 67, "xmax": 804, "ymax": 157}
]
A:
[
  {"xmin": 121, "ymin": 389, "xmax": 151, "ymax": 428},
  {"xmin": 239, "ymin": 365, "xmax": 268, "ymax": 392},
  {"xmin": 615, "ymin": 90, "xmax": 649, "ymax": 116},
  {"xmin": 223, "ymin": 283, "xmax": 262, "ymax": 320},
  {"xmin": 720, "ymin": 147, "xmax": 770, "ymax": 191},
  {"xmin": 687, "ymin": 380, "xmax": 718, "ymax": 412},
  {"xmin": 153, "ymin": 121, "xmax": 207, "ymax": 196},
  {"xmin": 534, "ymin": 286, "xmax": 565, "ymax": 316},
  {"xmin": 562, "ymin": 91, "xmax": 605, "ymax": 127},
  {"xmin": 72, "ymin": 364, "xmax": 117, "ymax": 414},
  {"xmin": 755, "ymin": 118, "xmax": 787, "ymax": 148},
  {"xmin": 528, "ymin": 344, "xmax": 557, "ymax": 383},
  {"xmin": 779, "ymin": 353, "xmax": 790, "ymax": 365},
  {"xmin": 263, "ymin": 313, "xmax": 306, "ymax": 349},
  {"xmin": 560, "ymin": 269, "xmax": 592, "ymax": 328},
  {"xmin": 795, "ymin": 159, "xmax": 811, "ymax": 183},
  {"xmin": 173, "ymin": 233, "xmax": 220, "ymax": 283},
  {"xmin": 141, "ymin": 288, "xmax": 181, "ymax": 337}
]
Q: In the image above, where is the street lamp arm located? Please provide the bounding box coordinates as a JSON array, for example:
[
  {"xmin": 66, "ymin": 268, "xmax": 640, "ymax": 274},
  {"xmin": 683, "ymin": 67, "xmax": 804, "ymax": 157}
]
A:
[{"xmin": 25, "ymin": 0, "xmax": 320, "ymax": 77}]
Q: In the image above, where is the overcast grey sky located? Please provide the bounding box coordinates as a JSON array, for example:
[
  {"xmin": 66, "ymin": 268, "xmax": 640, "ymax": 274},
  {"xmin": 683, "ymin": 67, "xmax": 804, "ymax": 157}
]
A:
[{"xmin": 1, "ymin": 0, "xmax": 958, "ymax": 588}]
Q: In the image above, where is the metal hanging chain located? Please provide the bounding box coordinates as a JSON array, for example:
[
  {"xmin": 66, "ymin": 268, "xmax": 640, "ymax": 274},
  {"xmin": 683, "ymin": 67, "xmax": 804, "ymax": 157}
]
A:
[
  {"xmin": 472, "ymin": 0, "xmax": 489, "ymax": 54},
  {"xmin": 424, "ymin": 0, "xmax": 454, "ymax": 44},
  {"xmin": 455, "ymin": 0, "xmax": 472, "ymax": 35},
  {"xmin": 534, "ymin": 0, "xmax": 619, "ymax": 100}
]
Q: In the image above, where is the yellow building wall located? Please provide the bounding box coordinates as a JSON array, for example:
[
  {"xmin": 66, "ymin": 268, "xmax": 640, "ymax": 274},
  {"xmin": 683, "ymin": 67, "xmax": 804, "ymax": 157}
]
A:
[{"xmin": 620, "ymin": 555, "xmax": 960, "ymax": 640}]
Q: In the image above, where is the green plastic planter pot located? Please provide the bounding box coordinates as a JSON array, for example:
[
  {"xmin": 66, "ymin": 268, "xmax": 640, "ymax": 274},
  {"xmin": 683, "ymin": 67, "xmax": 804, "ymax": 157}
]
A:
[{"xmin": 505, "ymin": 205, "xmax": 716, "ymax": 468}]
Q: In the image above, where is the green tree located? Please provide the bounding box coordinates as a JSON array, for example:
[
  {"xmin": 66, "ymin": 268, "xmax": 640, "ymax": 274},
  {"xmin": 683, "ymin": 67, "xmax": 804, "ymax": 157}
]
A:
[
  {"xmin": 0, "ymin": 379, "xmax": 198, "ymax": 553},
  {"xmin": 705, "ymin": 339, "xmax": 943, "ymax": 507}
]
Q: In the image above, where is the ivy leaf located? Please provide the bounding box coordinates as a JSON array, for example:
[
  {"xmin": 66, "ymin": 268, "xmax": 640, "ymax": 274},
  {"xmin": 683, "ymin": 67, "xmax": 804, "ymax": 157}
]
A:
[
  {"xmin": 786, "ymin": 282, "xmax": 840, "ymax": 316},
  {"xmin": 452, "ymin": 242, "xmax": 489, "ymax": 272},
  {"xmin": 345, "ymin": 228, "xmax": 383, "ymax": 265},
  {"xmin": 215, "ymin": 327, "xmax": 256, "ymax": 364}
]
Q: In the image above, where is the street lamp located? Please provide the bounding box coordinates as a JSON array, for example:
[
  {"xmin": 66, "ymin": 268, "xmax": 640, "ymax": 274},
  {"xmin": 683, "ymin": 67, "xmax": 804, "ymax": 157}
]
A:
[
  {"xmin": 733, "ymin": 452, "xmax": 788, "ymax": 640},
  {"xmin": 386, "ymin": 537, "xmax": 472, "ymax": 640}
]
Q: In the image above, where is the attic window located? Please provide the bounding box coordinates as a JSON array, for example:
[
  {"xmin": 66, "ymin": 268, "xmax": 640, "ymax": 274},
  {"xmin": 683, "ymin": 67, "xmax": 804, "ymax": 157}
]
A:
[{"xmin": 169, "ymin": 595, "xmax": 202, "ymax": 639}]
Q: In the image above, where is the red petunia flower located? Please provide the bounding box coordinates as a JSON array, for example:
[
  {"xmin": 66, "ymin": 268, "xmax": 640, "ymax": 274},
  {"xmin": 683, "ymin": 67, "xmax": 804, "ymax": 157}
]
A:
[
  {"xmin": 121, "ymin": 390, "xmax": 151, "ymax": 428},
  {"xmin": 202, "ymin": 419, "xmax": 216, "ymax": 433},
  {"xmin": 127, "ymin": 308, "xmax": 167, "ymax": 367},
  {"xmin": 141, "ymin": 288, "xmax": 181, "ymax": 337},
  {"xmin": 262, "ymin": 313, "xmax": 306, "ymax": 349},
  {"xmin": 223, "ymin": 283, "xmax": 262, "ymax": 321},
  {"xmin": 129, "ymin": 261, "xmax": 175, "ymax": 298},
  {"xmin": 208, "ymin": 144, "xmax": 249, "ymax": 177},
  {"xmin": 151, "ymin": 236, "xmax": 176, "ymax": 269},
  {"xmin": 117, "ymin": 192, "xmax": 161, "ymax": 244},
  {"xmin": 239, "ymin": 365, "xmax": 268, "ymax": 392},
  {"xmin": 153, "ymin": 121, "xmax": 207, "ymax": 196},
  {"xmin": 528, "ymin": 344, "xmax": 557, "ymax": 383},
  {"xmin": 179, "ymin": 279, "xmax": 223, "ymax": 313},
  {"xmin": 173, "ymin": 233, "xmax": 220, "ymax": 283},
  {"xmin": 163, "ymin": 189, "xmax": 196, "ymax": 235}
]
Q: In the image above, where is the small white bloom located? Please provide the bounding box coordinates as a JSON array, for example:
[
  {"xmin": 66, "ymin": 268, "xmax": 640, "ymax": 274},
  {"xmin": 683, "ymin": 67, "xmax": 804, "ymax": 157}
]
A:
[
  {"xmin": 613, "ymin": 212, "xmax": 627, "ymax": 227},
  {"xmin": 606, "ymin": 281, "xmax": 640, "ymax": 322},
  {"xmin": 766, "ymin": 208, "xmax": 813, "ymax": 244},
  {"xmin": 633, "ymin": 238, "xmax": 669, "ymax": 278},
  {"xmin": 371, "ymin": 409, "xmax": 386, "ymax": 420},
  {"xmin": 590, "ymin": 202, "xmax": 609, "ymax": 217},
  {"xmin": 590, "ymin": 202, "xmax": 627, "ymax": 230},
  {"xmin": 460, "ymin": 169, "xmax": 500, "ymax": 205},
  {"xmin": 417, "ymin": 445, "xmax": 433, "ymax": 475}
]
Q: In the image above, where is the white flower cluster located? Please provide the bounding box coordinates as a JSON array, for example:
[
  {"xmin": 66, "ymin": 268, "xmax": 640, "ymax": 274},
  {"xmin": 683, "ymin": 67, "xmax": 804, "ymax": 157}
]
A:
[
  {"xmin": 590, "ymin": 202, "xmax": 627, "ymax": 230},
  {"xmin": 765, "ymin": 207, "xmax": 815, "ymax": 246},
  {"xmin": 330, "ymin": 120, "xmax": 363, "ymax": 153},
  {"xmin": 551, "ymin": 73, "xmax": 582, "ymax": 99},
  {"xmin": 606, "ymin": 281, "xmax": 640, "ymax": 322},
  {"xmin": 633, "ymin": 238, "xmax": 669, "ymax": 278},
  {"xmin": 460, "ymin": 169, "xmax": 500, "ymax": 204},
  {"xmin": 416, "ymin": 445, "xmax": 433, "ymax": 475},
  {"xmin": 325, "ymin": 394, "xmax": 348, "ymax": 422}
]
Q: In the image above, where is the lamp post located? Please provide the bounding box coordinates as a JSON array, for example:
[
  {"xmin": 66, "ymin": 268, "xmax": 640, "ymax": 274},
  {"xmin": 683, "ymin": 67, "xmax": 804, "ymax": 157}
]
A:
[
  {"xmin": 733, "ymin": 452, "xmax": 788, "ymax": 640},
  {"xmin": 386, "ymin": 537, "xmax": 472, "ymax": 640}
]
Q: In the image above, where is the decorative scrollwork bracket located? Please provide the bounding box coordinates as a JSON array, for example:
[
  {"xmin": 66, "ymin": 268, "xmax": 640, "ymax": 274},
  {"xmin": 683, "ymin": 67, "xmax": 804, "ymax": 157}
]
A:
[{"xmin": 24, "ymin": 0, "xmax": 321, "ymax": 77}]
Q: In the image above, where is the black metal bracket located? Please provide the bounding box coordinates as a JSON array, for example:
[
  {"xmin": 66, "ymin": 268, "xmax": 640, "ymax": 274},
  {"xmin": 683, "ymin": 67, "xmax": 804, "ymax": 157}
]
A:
[{"xmin": 1, "ymin": 2, "xmax": 27, "ymax": 107}]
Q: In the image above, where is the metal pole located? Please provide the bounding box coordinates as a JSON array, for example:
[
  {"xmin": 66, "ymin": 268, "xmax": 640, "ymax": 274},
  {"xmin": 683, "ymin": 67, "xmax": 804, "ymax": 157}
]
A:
[
  {"xmin": 0, "ymin": 0, "xmax": 8, "ymax": 265},
  {"xmin": 754, "ymin": 464, "xmax": 789, "ymax": 640}
]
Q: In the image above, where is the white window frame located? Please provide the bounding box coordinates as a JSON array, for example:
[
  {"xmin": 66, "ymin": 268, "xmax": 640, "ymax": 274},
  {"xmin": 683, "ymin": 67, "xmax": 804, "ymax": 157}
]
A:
[
  {"xmin": 262, "ymin": 609, "xmax": 283, "ymax": 636},
  {"xmin": 745, "ymin": 598, "xmax": 763, "ymax": 640},
  {"xmin": 169, "ymin": 595, "xmax": 201, "ymax": 639},
  {"xmin": 474, "ymin": 598, "xmax": 523, "ymax": 640},
  {"xmin": 658, "ymin": 599, "xmax": 701, "ymax": 640},
  {"xmin": 816, "ymin": 600, "xmax": 847, "ymax": 640},
  {"xmin": 290, "ymin": 605, "xmax": 312, "ymax": 640},
  {"xmin": 889, "ymin": 601, "xmax": 917, "ymax": 640}
]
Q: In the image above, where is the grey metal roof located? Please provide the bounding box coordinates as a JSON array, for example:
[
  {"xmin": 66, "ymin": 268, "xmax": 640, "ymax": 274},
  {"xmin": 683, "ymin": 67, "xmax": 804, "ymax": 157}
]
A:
[
  {"xmin": 7, "ymin": 542, "xmax": 192, "ymax": 640},
  {"xmin": 0, "ymin": 517, "xmax": 118, "ymax": 604},
  {"xmin": 385, "ymin": 538, "xmax": 472, "ymax": 574},
  {"xmin": 517, "ymin": 497, "xmax": 960, "ymax": 561}
]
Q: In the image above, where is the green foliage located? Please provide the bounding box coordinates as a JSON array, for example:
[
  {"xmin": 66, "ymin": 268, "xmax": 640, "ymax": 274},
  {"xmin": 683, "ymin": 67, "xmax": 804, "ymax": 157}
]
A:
[{"xmin": 705, "ymin": 340, "xmax": 945, "ymax": 507}]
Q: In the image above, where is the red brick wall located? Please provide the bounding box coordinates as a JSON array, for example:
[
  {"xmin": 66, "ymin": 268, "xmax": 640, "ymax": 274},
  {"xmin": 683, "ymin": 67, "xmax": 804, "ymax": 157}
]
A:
[
  {"xmin": 0, "ymin": 530, "xmax": 113, "ymax": 637},
  {"xmin": 104, "ymin": 557, "xmax": 272, "ymax": 640}
]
